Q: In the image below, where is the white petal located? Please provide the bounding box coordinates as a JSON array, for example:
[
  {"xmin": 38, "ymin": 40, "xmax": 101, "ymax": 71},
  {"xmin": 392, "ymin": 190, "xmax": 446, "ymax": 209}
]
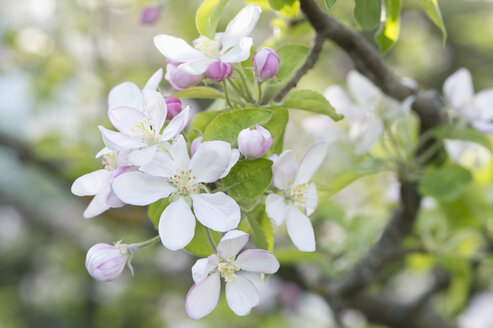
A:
[
  {"xmin": 191, "ymin": 254, "xmax": 219, "ymax": 284},
  {"xmin": 153, "ymin": 35, "xmax": 205, "ymax": 63},
  {"xmin": 324, "ymin": 85, "xmax": 353, "ymax": 116},
  {"xmin": 108, "ymin": 106, "xmax": 146, "ymax": 135},
  {"xmin": 108, "ymin": 82, "xmax": 143, "ymax": 111},
  {"xmin": 286, "ymin": 205, "xmax": 316, "ymax": 252},
  {"xmin": 304, "ymin": 182, "xmax": 318, "ymax": 216},
  {"xmin": 216, "ymin": 230, "xmax": 249, "ymax": 259},
  {"xmin": 161, "ymin": 106, "xmax": 190, "ymax": 141},
  {"xmin": 179, "ymin": 59, "xmax": 214, "ymax": 75},
  {"xmin": 219, "ymin": 148, "xmax": 240, "ymax": 179},
  {"xmin": 72, "ymin": 169, "xmax": 111, "ymax": 196},
  {"xmin": 190, "ymin": 140, "xmax": 231, "ymax": 183},
  {"xmin": 191, "ymin": 192, "xmax": 240, "ymax": 232},
  {"xmin": 265, "ymin": 194, "xmax": 287, "ymax": 226},
  {"xmin": 353, "ymin": 118, "xmax": 383, "ymax": 155},
  {"xmin": 186, "ymin": 272, "xmax": 221, "ymax": 320},
  {"xmin": 443, "ymin": 68, "xmax": 474, "ymax": 109},
  {"xmin": 473, "ymin": 121, "xmax": 493, "ymax": 135},
  {"xmin": 144, "ymin": 68, "xmax": 163, "ymax": 91},
  {"xmin": 112, "ymin": 171, "xmax": 173, "ymax": 206},
  {"xmin": 347, "ymin": 70, "xmax": 381, "ymax": 110},
  {"xmin": 143, "ymin": 90, "xmax": 166, "ymax": 131},
  {"xmin": 272, "ymin": 150, "xmax": 297, "ymax": 190},
  {"xmin": 95, "ymin": 147, "xmax": 112, "ymax": 159},
  {"xmin": 294, "ymin": 141, "xmax": 328, "ymax": 185},
  {"xmin": 235, "ymin": 249, "xmax": 279, "ymax": 274},
  {"xmin": 158, "ymin": 197, "xmax": 196, "ymax": 250},
  {"xmin": 167, "ymin": 134, "xmax": 190, "ymax": 169},
  {"xmin": 220, "ymin": 37, "xmax": 252, "ymax": 63},
  {"xmin": 127, "ymin": 145, "xmax": 157, "ymax": 167},
  {"xmin": 225, "ymin": 274, "xmax": 259, "ymax": 316},
  {"xmin": 222, "ymin": 4, "xmax": 261, "ymax": 51},
  {"xmin": 83, "ymin": 186, "xmax": 112, "ymax": 218},
  {"xmin": 99, "ymin": 126, "xmax": 145, "ymax": 151},
  {"xmin": 475, "ymin": 89, "xmax": 493, "ymax": 121},
  {"xmin": 140, "ymin": 151, "xmax": 176, "ymax": 177}
]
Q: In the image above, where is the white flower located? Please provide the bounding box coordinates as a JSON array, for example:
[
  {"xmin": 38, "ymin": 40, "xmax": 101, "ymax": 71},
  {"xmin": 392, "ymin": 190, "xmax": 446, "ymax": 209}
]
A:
[
  {"xmin": 265, "ymin": 142, "xmax": 328, "ymax": 252},
  {"xmin": 324, "ymin": 70, "xmax": 411, "ymax": 154},
  {"xmin": 153, "ymin": 5, "xmax": 261, "ymax": 75},
  {"xmin": 444, "ymin": 139, "xmax": 491, "ymax": 169},
  {"xmin": 443, "ymin": 68, "xmax": 493, "ymax": 134},
  {"xmin": 185, "ymin": 230, "xmax": 279, "ymax": 319},
  {"xmin": 112, "ymin": 135, "xmax": 240, "ymax": 250},
  {"xmin": 71, "ymin": 150, "xmax": 134, "ymax": 218}
]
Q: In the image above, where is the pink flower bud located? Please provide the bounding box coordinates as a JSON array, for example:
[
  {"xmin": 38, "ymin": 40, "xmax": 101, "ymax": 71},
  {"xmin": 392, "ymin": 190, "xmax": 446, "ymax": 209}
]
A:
[
  {"xmin": 85, "ymin": 243, "xmax": 129, "ymax": 282},
  {"xmin": 237, "ymin": 125, "xmax": 273, "ymax": 159},
  {"xmin": 206, "ymin": 61, "xmax": 234, "ymax": 82},
  {"xmin": 165, "ymin": 97, "xmax": 182, "ymax": 120},
  {"xmin": 190, "ymin": 136, "xmax": 203, "ymax": 157},
  {"xmin": 253, "ymin": 48, "xmax": 280, "ymax": 80},
  {"xmin": 165, "ymin": 63, "xmax": 204, "ymax": 90},
  {"xmin": 140, "ymin": 6, "xmax": 160, "ymax": 25}
]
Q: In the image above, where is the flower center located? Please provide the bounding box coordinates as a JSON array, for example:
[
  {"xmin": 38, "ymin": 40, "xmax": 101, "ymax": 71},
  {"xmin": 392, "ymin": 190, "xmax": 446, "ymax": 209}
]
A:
[
  {"xmin": 131, "ymin": 118, "xmax": 159, "ymax": 144},
  {"xmin": 195, "ymin": 37, "xmax": 220, "ymax": 58},
  {"xmin": 102, "ymin": 152, "xmax": 117, "ymax": 170},
  {"xmin": 218, "ymin": 260, "xmax": 240, "ymax": 283},
  {"xmin": 289, "ymin": 183, "xmax": 310, "ymax": 205},
  {"xmin": 169, "ymin": 169, "xmax": 201, "ymax": 197}
]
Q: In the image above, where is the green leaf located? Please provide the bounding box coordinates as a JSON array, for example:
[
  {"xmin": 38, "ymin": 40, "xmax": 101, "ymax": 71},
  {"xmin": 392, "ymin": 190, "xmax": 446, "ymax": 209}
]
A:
[
  {"xmin": 275, "ymin": 45, "xmax": 309, "ymax": 82},
  {"xmin": 172, "ymin": 86, "xmax": 224, "ymax": 99},
  {"xmin": 268, "ymin": 0, "xmax": 300, "ymax": 17},
  {"xmin": 433, "ymin": 125, "xmax": 493, "ymax": 154},
  {"xmin": 354, "ymin": 0, "xmax": 381, "ymax": 30},
  {"xmin": 375, "ymin": 0, "xmax": 402, "ymax": 53},
  {"xmin": 418, "ymin": 0, "xmax": 447, "ymax": 42},
  {"xmin": 188, "ymin": 110, "xmax": 224, "ymax": 140},
  {"xmin": 325, "ymin": 0, "xmax": 337, "ymax": 11},
  {"xmin": 222, "ymin": 158, "xmax": 273, "ymax": 200},
  {"xmin": 185, "ymin": 223, "xmax": 221, "ymax": 257},
  {"xmin": 263, "ymin": 106, "xmax": 289, "ymax": 154},
  {"xmin": 244, "ymin": 204, "xmax": 274, "ymax": 251},
  {"xmin": 439, "ymin": 257, "xmax": 471, "ymax": 315},
  {"xmin": 147, "ymin": 198, "xmax": 170, "ymax": 229},
  {"xmin": 419, "ymin": 163, "xmax": 472, "ymax": 202},
  {"xmin": 195, "ymin": 0, "xmax": 230, "ymax": 39},
  {"xmin": 283, "ymin": 89, "xmax": 344, "ymax": 121},
  {"xmin": 274, "ymin": 247, "xmax": 322, "ymax": 264},
  {"xmin": 203, "ymin": 108, "xmax": 273, "ymax": 144}
]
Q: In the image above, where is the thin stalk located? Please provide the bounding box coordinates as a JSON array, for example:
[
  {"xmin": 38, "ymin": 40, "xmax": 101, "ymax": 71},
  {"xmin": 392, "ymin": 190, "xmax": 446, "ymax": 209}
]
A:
[
  {"xmin": 237, "ymin": 67, "xmax": 255, "ymax": 103},
  {"xmin": 205, "ymin": 228, "xmax": 217, "ymax": 252},
  {"xmin": 256, "ymin": 80, "xmax": 263, "ymax": 106},
  {"xmin": 222, "ymin": 80, "xmax": 234, "ymax": 108},
  {"xmin": 127, "ymin": 235, "xmax": 161, "ymax": 254},
  {"xmin": 227, "ymin": 79, "xmax": 249, "ymax": 103}
]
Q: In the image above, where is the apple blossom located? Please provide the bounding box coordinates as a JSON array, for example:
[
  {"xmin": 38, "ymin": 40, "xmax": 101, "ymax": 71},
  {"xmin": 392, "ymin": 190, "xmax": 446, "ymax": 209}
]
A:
[
  {"xmin": 112, "ymin": 135, "xmax": 241, "ymax": 250},
  {"xmin": 165, "ymin": 61, "xmax": 204, "ymax": 90},
  {"xmin": 85, "ymin": 242, "xmax": 130, "ymax": 282},
  {"xmin": 253, "ymin": 48, "xmax": 280, "ymax": 80},
  {"xmin": 190, "ymin": 136, "xmax": 203, "ymax": 156},
  {"xmin": 265, "ymin": 141, "xmax": 328, "ymax": 252},
  {"xmin": 443, "ymin": 68, "xmax": 493, "ymax": 134},
  {"xmin": 206, "ymin": 61, "xmax": 234, "ymax": 82},
  {"xmin": 185, "ymin": 230, "xmax": 279, "ymax": 319},
  {"xmin": 237, "ymin": 124, "xmax": 273, "ymax": 159},
  {"xmin": 154, "ymin": 5, "xmax": 261, "ymax": 75},
  {"xmin": 164, "ymin": 97, "xmax": 182, "ymax": 120}
]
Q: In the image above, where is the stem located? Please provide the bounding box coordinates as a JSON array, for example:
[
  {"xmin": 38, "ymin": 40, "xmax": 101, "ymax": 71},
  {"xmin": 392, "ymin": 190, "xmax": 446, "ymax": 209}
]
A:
[
  {"xmin": 127, "ymin": 235, "xmax": 161, "ymax": 254},
  {"xmin": 227, "ymin": 79, "xmax": 249, "ymax": 103},
  {"xmin": 222, "ymin": 80, "xmax": 234, "ymax": 108},
  {"xmin": 256, "ymin": 80, "xmax": 263, "ymax": 106},
  {"xmin": 205, "ymin": 228, "xmax": 217, "ymax": 252},
  {"xmin": 237, "ymin": 67, "xmax": 255, "ymax": 103}
]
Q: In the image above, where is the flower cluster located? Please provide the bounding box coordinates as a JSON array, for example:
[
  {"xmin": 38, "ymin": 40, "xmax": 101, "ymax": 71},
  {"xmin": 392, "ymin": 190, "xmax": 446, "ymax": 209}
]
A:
[{"xmin": 72, "ymin": 4, "xmax": 326, "ymax": 320}]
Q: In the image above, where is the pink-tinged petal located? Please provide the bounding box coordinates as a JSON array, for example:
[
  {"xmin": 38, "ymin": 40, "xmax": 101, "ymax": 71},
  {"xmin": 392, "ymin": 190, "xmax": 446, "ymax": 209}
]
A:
[
  {"xmin": 161, "ymin": 106, "xmax": 190, "ymax": 141},
  {"xmin": 304, "ymin": 182, "xmax": 318, "ymax": 216},
  {"xmin": 235, "ymin": 249, "xmax": 279, "ymax": 274},
  {"xmin": 272, "ymin": 150, "xmax": 297, "ymax": 190},
  {"xmin": 192, "ymin": 254, "xmax": 219, "ymax": 283},
  {"xmin": 140, "ymin": 151, "xmax": 176, "ymax": 178},
  {"xmin": 190, "ymin": 136, "xmax": 203, "ymax": 157},
  {"xmin": 106, "ymin": 190, "xmax": 125, "ymax": 208},
  {"xmin": 85, "ymin": 243, "xmax": 127, "ymax": 282},
  {"xmin": 108, "ymin": 82, "xmax": 143, "ymax": 111},
  {"xmin": 158, "ymin": 197, "xmax": 196, "ymax": 250},
  {"xmin": 190, "ymin": 140, "xmax": 231, "ymax": 183},
  {"xmin": 323, "ymin": 85, "xmax": 352, "ymax": 116},
  {"xmin": 221, "ymin": 4, "xmax": 261, "ymax": 51},
  {"xmin": 191, "ymin": 192, "xmax": 240, "ymax": 232},
  {"xmin": 217, "ymin": 230, "xmax": 249, "ymax": 259},
  {"xmin": 153, "ymin": 34, "xmax": 205, "ymax": 63},
  {"xmin": 166, "ymin": 134, "xmax": 190, "ymax": 169},
  {"xmin": 142, "ymin": 90, "xmax": 167, "ymax": 131},
  {"xmin": 225, "ymin": 274, "xmax": 259, "ymax": 316},
  {"xmin": 72, "ymin": 169, "xmax": 111, "ymax": 196},
  {"xmin": 99, "ymin": 126, "xmax": 145, "ymax": 151},
  {"xmin": 220, "ymin": 37, "xmax": 253, "ymax": 63},
  {"xmin": 186, "ymin": 272, "xmax": 221, "ymax": 320},
  {"xmin": 286, "ymin": 205, "xmax": 315, "ymax": 252},
  {"xmin": 127, "ymin": 145, "xmax": 157, "ymax": 167},
  {"xmin": 179, "ymin": 59, "xmax": 215, "ymax": 75},
  {"xmin": 473, "ymin": 121, "xmax": 493, "ymax": 135},
  {"xmin": 83, "ymin": 186, "xmax": 112, "ymax": 218},
  {"xmin": 112, "ymin": 171, "xmax": 173, "ymax": 206},
  {"xmin": 265, "ymin": 193, "xmax": 287, "ymax": 226},
  {"xmin": 347, "ymin": 70, "xmax": 381, "ymax": 109},
  {"xmin": 444, "ymin": 68, "xmax": 474, "ymax": 109},
  {"xmin": 219, "ymin": 148, "xmax": 240, "ymax": 179},
  {"xmin": 108, "ymin": 106, "xmax": 146, "ymax": 135},
  {"xmin": 294, "ymin": 141, "xmax": 328, "ymax": 186},
  {"xmin": 144, "ymin": 68, "xmax": 163, "ymax": 91},
  {"xmin": 475, "ymin": 89, "xmax": 493, "ymax": 121}
]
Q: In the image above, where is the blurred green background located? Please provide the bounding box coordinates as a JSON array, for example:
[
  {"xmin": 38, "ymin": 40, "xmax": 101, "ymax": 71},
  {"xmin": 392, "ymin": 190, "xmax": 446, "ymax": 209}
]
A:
[{"xmin": 2, "ymin": 0, "xmax": 493, "ymax": 327}]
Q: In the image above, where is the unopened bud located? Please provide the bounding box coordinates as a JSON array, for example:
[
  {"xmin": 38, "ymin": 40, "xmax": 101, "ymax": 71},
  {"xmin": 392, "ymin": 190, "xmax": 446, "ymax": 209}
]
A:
[
  {"xmin": 165, "ymin": 97, "xmax": 182, "ymax": 120},
  {"xmin": 253, "ymin": 48, "xmax": 280, "ymax": 80},
  {"xmin": 85, "ymin": 243, "xmax": 129, "ymax": 282},
  {"xmin": 166, "ymin": 63, "xmax": 204, "ymax": 90},
  {"xmin": 206, "ymin": 61, "xmax": 234, "ymax": 82},
  {"xmin": 237, "ymin": 125, "xmax": 273, "ymax": 159},
  {"xmin": 140, "ymin": 6, "xmax": 160, "ymax": 25}
]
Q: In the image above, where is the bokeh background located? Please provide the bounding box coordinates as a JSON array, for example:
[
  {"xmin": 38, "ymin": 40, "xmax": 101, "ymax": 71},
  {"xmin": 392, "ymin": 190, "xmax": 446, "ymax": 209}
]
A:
[{"xmin": 1, "ymin": 0, "xmax": 493, "ymax": 327}]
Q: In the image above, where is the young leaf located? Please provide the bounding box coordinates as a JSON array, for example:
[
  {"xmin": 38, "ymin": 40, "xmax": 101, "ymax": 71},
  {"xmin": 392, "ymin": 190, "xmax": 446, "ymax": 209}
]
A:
[
  {"xmin": 419, "ymin": 163, "xmax": 472, "ymax": 202},
  {"xmin": 325, "ymin": 0, "xmax": 337, "ymax": 11},
  {"xmin": 172, "ymin": 86, "xmax": 224, "ymax": 99},
  {"xmin": 148, "ymin": 198, "xmax": 170, "ymax": 229},
  {"xmin": 268, "ymin": 0, "xmax": 300, "ymax": 17},
  {"xmin": 375, "ymin": 0, "xmax": 402, "ymax": 53},
  {"xmin": 203, "ymin": 108, "xmax": 273, "ymax": 144},
  {"xmin": 354, "ymin": 0, "xmax": 381, "ymax": 30},
  {"xmin": 283, "ymin": 89, "xmax": 344, "ymax": 121},
  {"xmin": 185, "ymin": 223, "xmax": 221, "ymax": 257},
  {"xmin": 418, "ymin": 0, "xmax": 447, "ymax": 43},
  {"xmin": 195, "ymin": 0, "xmax": 230, "ymax": 39},
  {"xmin": 188, "ymin": 110, "xmax": 225, "ymax": 140},
  {"xmin": 275, "ymin": 45, "xmax": 309, "ymax": 82},
  {"xmin": 244, "ymin": 204, "xmax": 274, "ymax": 251},
  {"xmin": 222, "ymin": 158, "xmax": 273, "ymax": 200},
  {"xmin": 263, "ymin": 106, "xmax": 289, "ymax": 154}
]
